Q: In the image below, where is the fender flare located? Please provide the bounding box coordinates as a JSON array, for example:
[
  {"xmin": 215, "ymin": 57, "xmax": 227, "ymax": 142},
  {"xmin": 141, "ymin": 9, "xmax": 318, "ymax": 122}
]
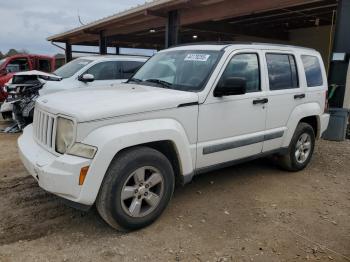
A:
[
  {"xmin": 282, "ymin": 102, "xmax": 322, "ymax": 147},
  {"xmin": 77, "ymin": 118, "xmax": 195, "ymax": 205}
]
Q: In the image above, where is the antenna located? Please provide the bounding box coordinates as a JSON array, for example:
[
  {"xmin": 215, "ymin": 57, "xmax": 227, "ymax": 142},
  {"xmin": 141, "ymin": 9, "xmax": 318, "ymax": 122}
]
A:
[{"xmin": 77, "ymin": 9, "xmax": 85, "ymax": 26}]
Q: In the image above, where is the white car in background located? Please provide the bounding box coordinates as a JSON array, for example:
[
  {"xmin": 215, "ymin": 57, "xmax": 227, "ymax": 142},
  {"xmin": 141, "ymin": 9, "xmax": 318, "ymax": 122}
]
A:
[{"xmin": 40, "ymin": 55, "xmax": 148, "ymax": 95}]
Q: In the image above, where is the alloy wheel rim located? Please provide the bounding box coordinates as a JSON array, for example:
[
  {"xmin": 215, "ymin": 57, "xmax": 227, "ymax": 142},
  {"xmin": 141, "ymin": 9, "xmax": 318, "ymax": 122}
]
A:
[
  {"xmin": 121, "ymin": 166, "xmax": 164, "ymax": 218},
  {"xmin": 295, "ymin": 133, "xmax": 312, "ymax": 164}
]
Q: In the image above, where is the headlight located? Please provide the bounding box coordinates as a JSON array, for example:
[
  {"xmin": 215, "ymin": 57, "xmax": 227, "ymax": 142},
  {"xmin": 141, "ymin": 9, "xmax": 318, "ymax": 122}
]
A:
[
  {"xmin": 67, "ymin": 143, "xmax": 97, "ymax": 159},
  {"xmin": 55, "ymin": 117, "xmax": 74, "ymax": 154}
]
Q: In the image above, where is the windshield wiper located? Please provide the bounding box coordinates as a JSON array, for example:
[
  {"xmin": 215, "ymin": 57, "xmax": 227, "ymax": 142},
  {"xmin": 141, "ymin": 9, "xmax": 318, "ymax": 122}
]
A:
[
  {"xmin": 144, "ymin": 79, "xmax": 173, "ymax": 89},
  {"xmin": 128, "ymin": 77, "xmax": 142, "ymax": 83}
]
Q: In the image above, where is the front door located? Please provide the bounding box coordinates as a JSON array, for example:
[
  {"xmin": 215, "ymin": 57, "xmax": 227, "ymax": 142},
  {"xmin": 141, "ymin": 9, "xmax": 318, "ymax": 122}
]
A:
[
  {"xmin": 196, "ymin": 50, "xmax": 268, "ymax": 170},
  {"xmin": 80, "ymin": 61, "xmax": 123, "ymax": 88}
]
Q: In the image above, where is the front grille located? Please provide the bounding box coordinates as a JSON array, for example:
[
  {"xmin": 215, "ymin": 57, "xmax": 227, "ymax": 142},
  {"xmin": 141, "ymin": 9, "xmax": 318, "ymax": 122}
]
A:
[{"xmin": 33, "ymin": 107, "xmax": 56, "ymax": 151}]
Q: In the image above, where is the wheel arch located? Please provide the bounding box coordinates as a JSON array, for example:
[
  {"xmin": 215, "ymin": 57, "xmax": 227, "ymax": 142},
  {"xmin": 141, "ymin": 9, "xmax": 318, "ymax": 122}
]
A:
[
  {"xmin": 76, "ymin": 119, "xmax": 195, "ymax": 205},
  {"xmin": 282, "ymin": 102, "xmax": 322, "ymax": 147}
]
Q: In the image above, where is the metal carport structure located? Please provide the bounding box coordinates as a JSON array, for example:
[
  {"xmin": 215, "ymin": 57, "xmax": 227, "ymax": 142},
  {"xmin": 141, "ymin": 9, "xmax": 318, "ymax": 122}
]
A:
[{"xmin": 47, "ymin": 0, "xmax": 350, "ymax": 108}]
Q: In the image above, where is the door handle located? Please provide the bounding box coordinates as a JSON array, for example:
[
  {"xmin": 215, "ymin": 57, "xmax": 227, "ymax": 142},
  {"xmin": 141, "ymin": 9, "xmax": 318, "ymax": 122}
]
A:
[
  {"xmin": 253, "ymin": 98, "xmax": 268, "ymax": 105},
  {"xmin": 294, "ymin": 94, "xmax": 306, "ymax": 99}
]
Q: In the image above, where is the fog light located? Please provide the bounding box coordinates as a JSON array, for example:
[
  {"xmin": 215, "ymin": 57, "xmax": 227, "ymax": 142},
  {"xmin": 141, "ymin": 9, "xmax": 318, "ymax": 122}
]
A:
[{"xmin": 79, "ymin": 166, "xmax": 89, "ymax": 185}]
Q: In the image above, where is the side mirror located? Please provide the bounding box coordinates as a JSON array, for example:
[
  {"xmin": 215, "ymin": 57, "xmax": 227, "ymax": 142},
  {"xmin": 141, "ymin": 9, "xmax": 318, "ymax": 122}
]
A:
[
  {"xmin": 0, "ymin": 68, "xmax": 8, "ymax": 76},
  {"xmin": 78, "ymin": 74, "xmax": 94, "ymax": 83},
  {"xmin": 214, "ymin": 77, "xmax": 246, "ymax": 97}
]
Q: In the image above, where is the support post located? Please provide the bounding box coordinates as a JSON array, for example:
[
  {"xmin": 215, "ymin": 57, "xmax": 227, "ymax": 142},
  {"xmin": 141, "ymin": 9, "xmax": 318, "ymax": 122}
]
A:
[
  {"xmin": 165, "ymin": 10, "xmax": 180, "ymax": 48},
  {"xmin": 116, "ymin": 46, "xmax": 120, "ymax": 55},
  {"xmin": 99, "ymin": 31, "xmax": 107, "ymax": 55},
  {"xmin": 65, "ymin": 42, "xmax": 72, "ymax": 63},
  {"xmin": 328, "ymin": 0, "xmax": 350, "ymax": 108}
]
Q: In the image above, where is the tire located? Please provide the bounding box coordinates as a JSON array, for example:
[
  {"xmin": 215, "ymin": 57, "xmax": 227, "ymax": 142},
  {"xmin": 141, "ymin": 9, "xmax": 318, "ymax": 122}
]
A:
[
  {"xmin": 96, "ymin": 146, "xmax": 175, "ymax": 230},
  {"xmin": 279, "ymin": 122, "xmax": 315, "ymax": 171},
  {"xmin": 1, "ymin": 111, "xmax": 12, "ymax": 120}
]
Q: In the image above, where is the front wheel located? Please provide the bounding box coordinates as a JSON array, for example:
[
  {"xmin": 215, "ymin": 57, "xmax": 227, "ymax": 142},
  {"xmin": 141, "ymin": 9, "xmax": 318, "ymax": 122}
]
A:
[
  {"xmin": 96, "ymin": 147, "xmax": 175, "ymax": 230},
  {"xmin": 279, "ymin": 122, "xmax": 315, "ymax": 171}
]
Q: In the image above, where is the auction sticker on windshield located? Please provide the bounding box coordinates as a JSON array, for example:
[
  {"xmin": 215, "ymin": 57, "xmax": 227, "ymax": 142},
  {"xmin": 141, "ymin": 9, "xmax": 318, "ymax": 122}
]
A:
[{"xmin": 184, "ymin": 54, "xmax": 210, "ymax": 62}]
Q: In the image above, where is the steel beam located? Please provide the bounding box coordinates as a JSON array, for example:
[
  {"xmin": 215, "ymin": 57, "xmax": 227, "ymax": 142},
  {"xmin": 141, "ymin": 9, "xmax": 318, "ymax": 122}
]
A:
[
  {"xmin": 165, "ymin": 10, "xmax": 180, "ymax": 48},
  {"xmin": 99, "ymin": 31, "xmax": 107, "ymax": 55},
  {"xmin": 65, "ymin": 42, "xmax": 72, "ymax": 63},
  {"xmin": 328, "ymin": 0, "xmax": 350, "ymax": 108}
]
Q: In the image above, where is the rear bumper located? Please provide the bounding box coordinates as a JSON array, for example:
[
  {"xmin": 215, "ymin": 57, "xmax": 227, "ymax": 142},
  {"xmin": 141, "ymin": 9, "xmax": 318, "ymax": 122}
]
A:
[
  {"xmin": 319, "ymin": 113, "xmax": 330, "ymax": 137},
  {"xmin": 18, "ymin": 125, "xmax": 92, "ymax": 204}
]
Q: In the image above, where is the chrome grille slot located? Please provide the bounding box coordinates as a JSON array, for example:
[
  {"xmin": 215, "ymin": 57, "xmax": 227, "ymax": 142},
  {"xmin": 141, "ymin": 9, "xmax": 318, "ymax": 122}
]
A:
[{"xmin": 33, "ymin": 107, "xmax": 56, "ymax": 152}]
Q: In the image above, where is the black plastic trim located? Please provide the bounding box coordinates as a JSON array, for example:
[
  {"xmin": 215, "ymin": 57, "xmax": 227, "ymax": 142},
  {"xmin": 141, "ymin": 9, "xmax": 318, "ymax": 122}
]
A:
[
  {"xmin": 178, "ymin": 102, "xmax": 199, "ymax": 107},
  {"xmin": 196, "ymin": 148, "xmax": 289, "ymax": 175},
  {"xmin": 59, "ymin": 196, "xmax": 92, "ymax": 212},
  {"xmin": 203, "ymin": 131, "xmax": 284, "ymax": 155}
]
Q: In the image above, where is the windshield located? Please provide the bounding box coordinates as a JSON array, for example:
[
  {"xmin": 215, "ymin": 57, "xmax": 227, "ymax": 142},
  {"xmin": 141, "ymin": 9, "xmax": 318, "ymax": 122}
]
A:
[
  {"xmin": 130, "ymin": 50, "xmax": 221, "ymax": 92},
  {"xmin": 0, "ymin": 58, "xmax": 6, "ymax": 68},
  {"xmin": 54, "ymin": 58, "xmax": 92, "ymax": 78}
]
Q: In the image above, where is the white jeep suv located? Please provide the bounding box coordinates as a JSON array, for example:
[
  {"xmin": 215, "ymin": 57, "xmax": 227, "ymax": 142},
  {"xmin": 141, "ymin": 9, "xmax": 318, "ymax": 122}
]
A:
[{"xmin": 18, "ymin": 43, "xmax": 329, "ymax": 230}]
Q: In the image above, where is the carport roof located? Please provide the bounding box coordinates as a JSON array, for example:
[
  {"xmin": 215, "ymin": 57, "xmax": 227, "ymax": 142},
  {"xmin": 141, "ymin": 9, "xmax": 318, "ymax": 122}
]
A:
[{"xmin": 47, "ymin": 0, "xmax": 337, "ymax": 49}]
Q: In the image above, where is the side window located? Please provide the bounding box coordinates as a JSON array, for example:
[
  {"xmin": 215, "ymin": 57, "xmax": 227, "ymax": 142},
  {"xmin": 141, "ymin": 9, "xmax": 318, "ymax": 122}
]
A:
[
  {"xmin": 37, "ymin": 59, "xmax": 51, "ymax": 72},
  {"xmin": 220, "ymin": 53, "xmax": 260, "ymax": 93},
  {"xmin": 301, "ymin": 55, "xmax": 323, "ymax": 87},
  {"xmin": 266, "ymin": 53, "xmax": 299, "ymax": 90},
  {"xmin": 6, "ymin": 58, "xmax": 30, "ymax": 73},
  {"xmin": 122, "ymin": 61, "xmax": 144, "ymax": 79},
  {"xmin": 86, "ymin": 61, "xmax": 119, "ymax": 80}
]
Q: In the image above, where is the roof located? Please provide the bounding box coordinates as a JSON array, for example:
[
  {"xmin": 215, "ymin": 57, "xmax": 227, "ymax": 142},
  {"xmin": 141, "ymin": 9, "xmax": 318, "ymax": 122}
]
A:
[
  {"xmin": 75, "ymin": 55, "xmax": 149, "ymax": 61},
  {"xmin": 47, "ymin": 0, "xmax": 337, "ymax": 50},
  {"xmin": 47, "ymin": 0, "xmax": 179, "ymax": 42},
  {"xmin": 166, "ymin": 42, "xmax": 317, "ymax": 52}
]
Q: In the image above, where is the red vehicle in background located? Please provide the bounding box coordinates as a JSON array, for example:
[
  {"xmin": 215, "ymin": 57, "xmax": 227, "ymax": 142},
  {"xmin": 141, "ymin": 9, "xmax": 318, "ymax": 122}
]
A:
[{"xmin": 0, "ymin": 54, "xmax": 55, "ymax": 102}]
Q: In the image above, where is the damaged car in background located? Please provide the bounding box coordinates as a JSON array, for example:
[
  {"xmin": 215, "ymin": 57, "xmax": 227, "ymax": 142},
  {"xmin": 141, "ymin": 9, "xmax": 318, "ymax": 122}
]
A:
[
  {"xmin": 0, "ymin": 71, "xmax": 61, "ymax": 132},
  {"xmin": 0, "ymin": 55, "xmax": 147, "ymax": 132}
]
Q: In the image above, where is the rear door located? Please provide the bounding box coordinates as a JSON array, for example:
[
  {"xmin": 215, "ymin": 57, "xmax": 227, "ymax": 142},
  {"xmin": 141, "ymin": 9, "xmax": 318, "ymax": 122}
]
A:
[{"xmin": 262, "ymin": 51, "xmax": 306, "ymax": 152}]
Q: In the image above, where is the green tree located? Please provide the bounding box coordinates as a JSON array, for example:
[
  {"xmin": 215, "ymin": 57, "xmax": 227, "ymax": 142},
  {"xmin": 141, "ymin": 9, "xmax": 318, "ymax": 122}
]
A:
[{"xmin": 6, "ymin": 49, "xmax": 19, "ymax": 56}]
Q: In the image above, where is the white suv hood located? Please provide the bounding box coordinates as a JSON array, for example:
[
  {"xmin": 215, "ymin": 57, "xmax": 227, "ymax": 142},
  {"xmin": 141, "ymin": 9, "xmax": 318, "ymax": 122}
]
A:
[{"xmin": 36, "ymin": 84, "xmax": 199, "ymax": 122}]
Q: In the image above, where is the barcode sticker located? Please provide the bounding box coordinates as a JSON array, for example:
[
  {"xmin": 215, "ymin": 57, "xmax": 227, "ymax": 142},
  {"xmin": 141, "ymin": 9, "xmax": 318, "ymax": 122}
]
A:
[{"xmin": 184, "ymin": 54, "xmax": 210, "ymax": 62}]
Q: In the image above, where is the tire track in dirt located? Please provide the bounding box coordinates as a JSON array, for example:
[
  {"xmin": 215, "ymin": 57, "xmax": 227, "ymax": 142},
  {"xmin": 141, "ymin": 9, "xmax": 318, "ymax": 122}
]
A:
[{"xmin": 0, "ymin": 175, "xmax": 82, "ymax": 245}]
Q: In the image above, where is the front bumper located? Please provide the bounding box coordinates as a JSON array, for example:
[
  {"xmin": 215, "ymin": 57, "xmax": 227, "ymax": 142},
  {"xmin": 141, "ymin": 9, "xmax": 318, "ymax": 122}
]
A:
[{"xmin": 18, "ymin": 125, "xmax": 92, "ymax": 204}]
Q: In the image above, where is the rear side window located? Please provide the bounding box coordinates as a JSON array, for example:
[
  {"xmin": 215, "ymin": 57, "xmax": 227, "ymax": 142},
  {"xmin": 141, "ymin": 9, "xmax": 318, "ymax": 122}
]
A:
[
  {"xmin": 37, "ymin": 59, "xmax": 51, "ymax": 72},
  {"xmin": 266, "ymin": 53, "xmax": 299, "ymax": 90},
  {"xmin": 301, "ymin": 55, "xmax": 323, "ymax": 87},
  {"xmin": 122, "ymin": 61, "xmax": 144, "ymax": 79}
]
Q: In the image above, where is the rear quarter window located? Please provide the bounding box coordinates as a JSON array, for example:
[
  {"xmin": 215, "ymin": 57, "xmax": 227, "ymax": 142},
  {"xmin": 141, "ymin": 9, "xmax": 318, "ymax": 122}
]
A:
[{"xmin": 301, "ymin": 55, "xmax": 323, "ymax": 87}]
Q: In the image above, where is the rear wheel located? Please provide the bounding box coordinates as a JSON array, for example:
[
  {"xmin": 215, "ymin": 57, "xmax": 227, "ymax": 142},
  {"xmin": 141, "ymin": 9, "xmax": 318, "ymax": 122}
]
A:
[
  {"xmin": 279, "ymin": 122, "xmax": 315, "ymax": 171},
  {"xmin": 96, "ymin": 147, "xmax": 175, "ymax": 230}
]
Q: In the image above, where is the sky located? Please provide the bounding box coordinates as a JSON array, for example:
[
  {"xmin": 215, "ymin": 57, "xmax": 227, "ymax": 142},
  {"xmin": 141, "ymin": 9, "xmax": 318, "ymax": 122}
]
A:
[{"xmin": 0, "ymin": 0, "xmax": 150, "ymax": 55}]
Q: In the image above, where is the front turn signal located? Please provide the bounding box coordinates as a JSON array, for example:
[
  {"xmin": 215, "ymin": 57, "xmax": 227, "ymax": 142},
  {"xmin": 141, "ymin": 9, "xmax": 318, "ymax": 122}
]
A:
[{"xmin": 79, "ymin": 166, "xmax": 90, "ymax": 185}]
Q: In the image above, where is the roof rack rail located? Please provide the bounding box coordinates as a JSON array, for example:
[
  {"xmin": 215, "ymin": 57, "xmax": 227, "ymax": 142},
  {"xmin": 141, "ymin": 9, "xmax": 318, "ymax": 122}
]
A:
[{"xmin": 168, "ymin": 41, "xmax": 316, "ymax": 51}]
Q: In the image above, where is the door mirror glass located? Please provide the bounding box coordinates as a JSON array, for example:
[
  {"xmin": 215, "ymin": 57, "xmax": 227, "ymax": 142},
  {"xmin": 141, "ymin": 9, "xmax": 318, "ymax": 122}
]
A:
[
  {"xmin": 214, "ymin": 77, "xmax": 246, "ymax": 97},
  {"xmin": 0, "ymin": 68, "xmax": 8, "ymax": 76},
  {"xmin": 79, "ymin": 73, "xmax": 95, "ymax": 82}
]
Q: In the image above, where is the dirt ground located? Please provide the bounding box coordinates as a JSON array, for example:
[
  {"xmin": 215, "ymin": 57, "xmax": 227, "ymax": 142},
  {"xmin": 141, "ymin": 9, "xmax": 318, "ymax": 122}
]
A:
[{"xmin": 0, "ymin": 119, "xmax": 349, "ymax": 262}]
